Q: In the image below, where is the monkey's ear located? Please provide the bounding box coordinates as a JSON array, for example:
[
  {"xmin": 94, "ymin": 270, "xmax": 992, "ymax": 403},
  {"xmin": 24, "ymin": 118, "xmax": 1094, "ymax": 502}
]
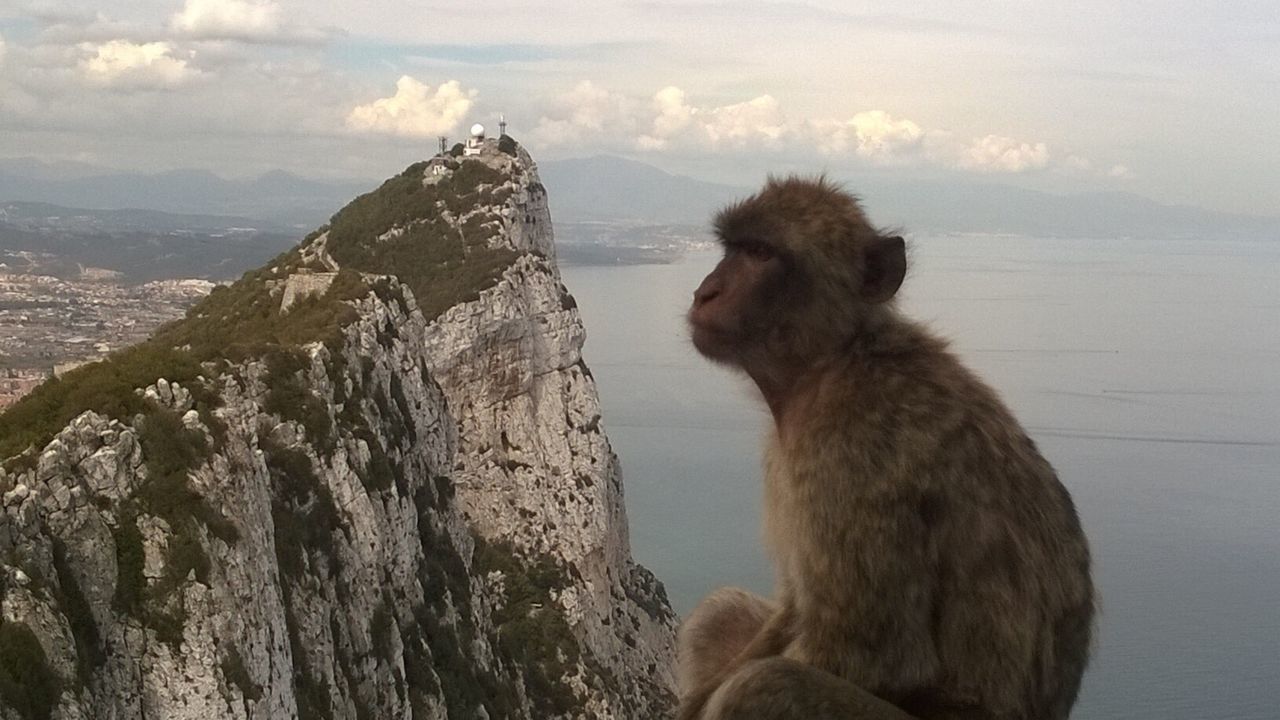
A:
[{"xmin": 860, "ymin": 235, "xmax": 906, "ymax": 303}]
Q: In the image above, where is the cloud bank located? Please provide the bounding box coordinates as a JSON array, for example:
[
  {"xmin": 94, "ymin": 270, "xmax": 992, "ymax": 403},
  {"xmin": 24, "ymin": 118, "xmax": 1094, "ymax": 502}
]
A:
[
  {"xmin": 533, "ymin": 82, "xmax": 1059, "ymax": 175},
  {"xmin": 347, "ymin": 76, "xmax": 476, "ymax": 138},
  {"xmin": 78, "ymin": 40, "xmax": 198, "ymax": 89},
  {"xmin": 957, "ymin": 135, "xmax": 1051, "ymax": 173},
  {"xmin": 171, "ymin": 0, "xmax": 331, "ymax": 43}
]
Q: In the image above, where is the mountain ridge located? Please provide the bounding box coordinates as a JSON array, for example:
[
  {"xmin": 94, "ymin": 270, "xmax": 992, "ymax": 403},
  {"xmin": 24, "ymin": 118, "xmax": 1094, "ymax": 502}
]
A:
[{"xmin": 0, "ymin": 138, "xmax": 677, "ymax": 719}]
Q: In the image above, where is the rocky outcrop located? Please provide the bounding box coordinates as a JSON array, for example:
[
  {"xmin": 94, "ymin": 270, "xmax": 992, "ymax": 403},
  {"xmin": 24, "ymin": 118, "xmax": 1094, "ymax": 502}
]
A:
[{"xmin": 0, "ymin": 138, "xmax": 677, "ymax": 719}]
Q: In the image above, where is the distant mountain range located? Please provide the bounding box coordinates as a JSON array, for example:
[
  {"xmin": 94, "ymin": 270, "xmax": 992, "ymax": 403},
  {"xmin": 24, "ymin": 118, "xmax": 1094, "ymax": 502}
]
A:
[
  {"xmin": 539, "ymin": 155, "xmax": 741, "ymax": 226},
  {"xmin": 0, "ymin": 201, "xmax": 298, "ymax": 282},
  {"xmin": 3, "ymin": 154, "xmax": 1277, "ymax": 241},
  {"xmin": 539, "ymin": 155, "xmax": 1280, "ymax": 241},
  {"xmin": 0, "ymin": 201, "xmax": 290, "ymax": 234},
  {"xmin": 0, "ymin": 158, "xmax": 368, "ymax": 228}
]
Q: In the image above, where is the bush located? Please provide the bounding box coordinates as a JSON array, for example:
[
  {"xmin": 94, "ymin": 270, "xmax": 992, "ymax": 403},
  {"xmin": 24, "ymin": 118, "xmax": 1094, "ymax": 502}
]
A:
[
  {"xmin": 262, "ymin": 437, "xmax": 340, "ymax": 581},
  {"xmin": 324, "ymin": 160, "xmax": 519, "ymax": 320},
  {"xmin": 473, "ymin": 536, "xmax": 582, "ymax": 714},
  {"xmin": 155, "ymin": 263, "xmax": 366, "ymax": 362},
  {"xmin": 136, "ymin": 408, "xmax": 238, "ymax": 544},
  {"xmin": 264, "ymin": 348, "xmax": 334, "ymax": 451},
  {"xmin": 0, "ymin": 345, "xmax": 205, "ymax": 460},
  {"xmin": 0, "ymin": 260, "xmax": 363, "ymax": 463}
]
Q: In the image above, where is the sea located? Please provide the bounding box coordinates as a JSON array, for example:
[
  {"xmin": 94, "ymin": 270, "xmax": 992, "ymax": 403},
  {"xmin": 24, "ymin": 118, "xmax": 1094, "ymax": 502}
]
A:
[{"xmin": 561, "ymin": 235, "xmax": 1280, "ymax": 720}]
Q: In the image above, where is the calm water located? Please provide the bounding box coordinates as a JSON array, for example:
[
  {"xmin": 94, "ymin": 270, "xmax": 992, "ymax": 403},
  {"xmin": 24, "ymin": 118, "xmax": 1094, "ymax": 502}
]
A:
[{"xmin": 561, "ymin": 236, "xmax": 1280, "ymax": 720}]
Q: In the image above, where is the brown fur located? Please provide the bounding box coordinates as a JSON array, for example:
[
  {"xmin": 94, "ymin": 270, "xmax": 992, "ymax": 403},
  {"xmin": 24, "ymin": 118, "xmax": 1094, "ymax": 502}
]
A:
[{"xmin": 679, "ymin": 176, "xmax": 1095, "ymax": 720}]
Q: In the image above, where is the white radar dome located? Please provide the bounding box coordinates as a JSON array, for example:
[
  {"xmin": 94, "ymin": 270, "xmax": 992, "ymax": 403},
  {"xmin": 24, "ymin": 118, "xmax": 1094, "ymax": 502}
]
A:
[{"xmin": 470, "ymin": 123, "xmax": 485, "ymax": 138}]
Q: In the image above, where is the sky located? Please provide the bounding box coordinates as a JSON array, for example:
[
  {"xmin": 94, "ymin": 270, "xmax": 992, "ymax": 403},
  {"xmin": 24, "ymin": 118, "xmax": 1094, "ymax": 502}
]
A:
[{"xmin": 0, "ymin": 0, "xmax": 1276, "ymax": 215}]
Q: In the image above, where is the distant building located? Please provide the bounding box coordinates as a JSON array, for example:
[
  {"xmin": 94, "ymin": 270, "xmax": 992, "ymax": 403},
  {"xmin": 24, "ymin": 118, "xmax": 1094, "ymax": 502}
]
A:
[
  {"xmin": 279, "ymin": 271, "xmax": 338, "ymax": 313},
  {"xmin": 464, "ymin": 123, "xmax": 486, "ymax": 156},
  {"xmin": 0, "ymin": 368, "xmax": 47, "ymax": 410}
]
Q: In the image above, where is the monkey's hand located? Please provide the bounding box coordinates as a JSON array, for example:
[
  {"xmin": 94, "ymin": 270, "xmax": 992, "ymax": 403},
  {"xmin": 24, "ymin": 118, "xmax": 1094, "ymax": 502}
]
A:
[
  {"xmin": 677, "ymin": 605, "xmax": 797, "ymax": 720},
  {"xmin": 677, "ymin": 678, "xmax": 724, "ymax": 720}
]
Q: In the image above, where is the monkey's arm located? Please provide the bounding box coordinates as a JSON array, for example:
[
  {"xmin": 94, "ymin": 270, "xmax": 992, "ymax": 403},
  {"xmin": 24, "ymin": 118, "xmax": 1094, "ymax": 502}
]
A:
[
  {"xmin": 702, "ymin": 658, "xmax": 920, "ymax": 720},
  {"xmin": 792, "ymin": 459, "xmax": 941, "ymax": 693},
  {"xmin": 677, "ymin": 602, "xmax": 798, "ymax": 720}
]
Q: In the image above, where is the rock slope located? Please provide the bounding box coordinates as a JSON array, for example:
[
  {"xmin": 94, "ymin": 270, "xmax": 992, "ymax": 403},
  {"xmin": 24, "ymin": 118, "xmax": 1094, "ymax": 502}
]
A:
[{"xmin": 0, "ymin": 137, "xmax": 677, "ymax": 720}]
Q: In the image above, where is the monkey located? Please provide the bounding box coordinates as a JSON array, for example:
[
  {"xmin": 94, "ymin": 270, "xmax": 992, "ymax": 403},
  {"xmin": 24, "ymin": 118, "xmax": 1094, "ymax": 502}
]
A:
[{"xmin": 677, "ymin": 176, "xmax": 1094, "ymax": 720}]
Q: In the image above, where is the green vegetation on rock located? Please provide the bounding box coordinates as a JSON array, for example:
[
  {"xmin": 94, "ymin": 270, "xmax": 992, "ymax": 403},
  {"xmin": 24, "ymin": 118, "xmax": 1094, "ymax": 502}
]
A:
[
  {"xmin": 325, "ymin": 160, "xmax": 519, "ymax": 320},
  {"xmin": 474, "ymin": 536, "xmax": 583, "ymax": 715},
  {"xmin": 262, "ymin": 434, "xmax": 341, "ymax": 581},
  {"xmin": 0, "ymin": 345, "xmax": 209, "ymax": 462},
  {"xmin": 264, "ymin": 348, "xmax": 335, "ymax": 450},
  {"xmin": 0, "ymin": 151, "xmax": 557, "ymax": 714},
  {"xmin": 1, "ymin": 155, "xmax": 525, "ymax": 464}
]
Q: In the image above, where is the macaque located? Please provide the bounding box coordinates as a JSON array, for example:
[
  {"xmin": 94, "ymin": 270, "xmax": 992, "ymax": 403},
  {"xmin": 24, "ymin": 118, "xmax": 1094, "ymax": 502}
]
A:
[{"xmin": 679, "ymin": 177, "xmax": 1094, "ymax": 720}]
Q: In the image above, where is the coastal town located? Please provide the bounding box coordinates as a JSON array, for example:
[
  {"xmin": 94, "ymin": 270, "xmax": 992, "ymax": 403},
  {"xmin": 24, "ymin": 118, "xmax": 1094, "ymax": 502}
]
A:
[{"xmin": 0, "ymin": 271, "xmax": 211, "ymax": 408}]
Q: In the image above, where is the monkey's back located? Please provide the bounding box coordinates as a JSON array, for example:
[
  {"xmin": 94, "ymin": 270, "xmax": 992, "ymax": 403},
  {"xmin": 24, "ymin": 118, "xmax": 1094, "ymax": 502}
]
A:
[{"xmin": 771, "ymin": 324, "xmax": 1095, "ymax": 720}]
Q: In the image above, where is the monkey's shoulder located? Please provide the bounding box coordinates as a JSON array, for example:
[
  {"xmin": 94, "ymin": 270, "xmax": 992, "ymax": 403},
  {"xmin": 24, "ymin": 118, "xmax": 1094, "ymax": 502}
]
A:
[{"xmin": 793, "ymin": 348, "xmax": 1069, "ymax": 512}]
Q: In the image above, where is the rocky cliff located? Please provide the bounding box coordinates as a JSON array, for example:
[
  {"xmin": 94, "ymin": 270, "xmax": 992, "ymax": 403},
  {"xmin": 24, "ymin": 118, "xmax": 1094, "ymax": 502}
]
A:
[{"xmin": 0, "ymin": 138, "xmax": 678, "ymax": 720}]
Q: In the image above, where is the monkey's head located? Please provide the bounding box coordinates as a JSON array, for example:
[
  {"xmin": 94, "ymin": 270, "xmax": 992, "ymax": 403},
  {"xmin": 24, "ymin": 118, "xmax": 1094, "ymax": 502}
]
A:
[{"xmin": 689, "ymin": 176, "xmax": 906, "ymax": 371}]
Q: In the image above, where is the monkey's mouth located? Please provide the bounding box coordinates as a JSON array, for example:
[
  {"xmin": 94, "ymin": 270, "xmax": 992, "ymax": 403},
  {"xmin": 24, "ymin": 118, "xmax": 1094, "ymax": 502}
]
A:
[{"xmin": 688, "ymin": 319, "xmax": 740, "ymax": 361}]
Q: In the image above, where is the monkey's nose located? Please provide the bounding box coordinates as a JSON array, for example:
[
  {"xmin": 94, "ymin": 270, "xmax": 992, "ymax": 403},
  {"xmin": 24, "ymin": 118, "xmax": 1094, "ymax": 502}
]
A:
[{"xmin": 693, "ymin": 285, "xmax": 720, "ymax": 308}]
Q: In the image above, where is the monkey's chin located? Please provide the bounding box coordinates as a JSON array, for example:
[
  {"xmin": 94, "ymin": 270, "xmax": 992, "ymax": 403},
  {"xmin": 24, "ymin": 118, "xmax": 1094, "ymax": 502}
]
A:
[{"xmin": 689, "ymin": 323, "xmax": 740, "ymax": 364}]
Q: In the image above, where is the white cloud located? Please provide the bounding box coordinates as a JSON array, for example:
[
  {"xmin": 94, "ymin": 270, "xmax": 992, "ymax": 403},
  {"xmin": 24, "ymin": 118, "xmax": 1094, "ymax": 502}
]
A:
[
  {"xmin": 637, "ymin": 86, "xmax": 695, "ymax": 150},
  {"xmin": 0, "ymin": 34, "xmax": 7, "ymax": 67},
  {"xmin": 173, "ymin": 0, "xmax": 280, "ymax": 39},
  {"xmin": 532, "ymin": 82, "xmax": 1061, "ymax": 176},
  {"xmin": 539, "ymin": 84, "xmax": 787, "ymax": 152},
  {"xmin": 700, "ymin": 94, "xmax": 788, "ymax": 149},
  {"xmin": 78, "ymin": 40, "xmax": 197, "ymax": 89},
  {"xmin": 557, "ymin": 81, "xmax": 626, "ymax": 132},
  {"xmin": 814, "ymin": 110, "xmax": 924, "ymax": 161},
  {"xmin": 1108, "ymin": 163, "xmax": 1134, "ymax": 179},
  {"xmin": 957, "ymin": 134, "xmax": 1050, "ymax": 173},
  {"xmin": 346, "ymin": 76, "xmax": 475, "ymax": 138},
  {"xmin": 171, "ymin": 0, "xmax": 327, "ymax": 43},
  {"xmin": 532, "ymin": 81, "xmax": 638, "ymax": 147},
  {"xmin": 643, "ymin": 88, "xmax": 789, "ymax": 150}
]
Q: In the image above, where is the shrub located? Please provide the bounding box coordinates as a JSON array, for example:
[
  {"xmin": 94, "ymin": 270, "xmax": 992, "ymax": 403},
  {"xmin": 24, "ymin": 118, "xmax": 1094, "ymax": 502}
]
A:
[
  {"xmin": 262, "ymin": 437, "xmax": 340, "ymax": 581},
  {"xmin": 0, "ymin": 260, "xmax": 363, "ymax": 463},
  {"xmin": 135, "ymin": 408, "xmax": 238, "ymax": 544},
  {"xmin": 264, "ymin": 348, "xmax": 334, "ymax": 451},
  {"xmin": 324, "ymin": 160, "xmax": 519, "ymax": 320},
  {"xmin": 0, "ymin": 345, "xmax": 204, "ymax": 460},
  {"xmin": 473, "ymin": 536, "xmax": 582, "ymax": 714}
]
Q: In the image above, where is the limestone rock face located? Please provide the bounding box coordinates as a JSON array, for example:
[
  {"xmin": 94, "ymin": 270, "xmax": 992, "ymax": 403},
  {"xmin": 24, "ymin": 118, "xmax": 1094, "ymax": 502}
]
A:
[{"xmin": 0, "ymin": 138, "xmax": 677, "ymax": 719}]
